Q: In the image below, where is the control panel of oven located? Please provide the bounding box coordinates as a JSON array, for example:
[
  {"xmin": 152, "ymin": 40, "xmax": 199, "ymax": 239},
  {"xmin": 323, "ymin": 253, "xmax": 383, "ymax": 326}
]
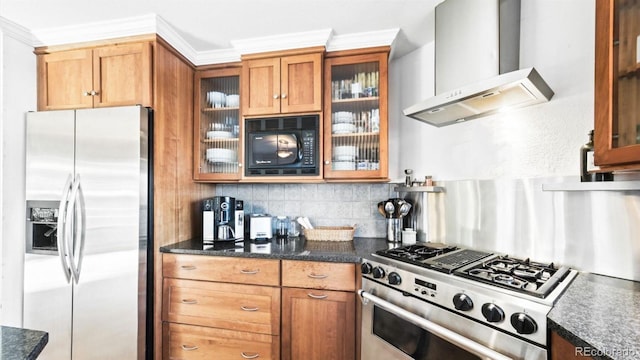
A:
[{"xmin": 361, "ymin": 259, "xmax": 552, "ymax": 346}]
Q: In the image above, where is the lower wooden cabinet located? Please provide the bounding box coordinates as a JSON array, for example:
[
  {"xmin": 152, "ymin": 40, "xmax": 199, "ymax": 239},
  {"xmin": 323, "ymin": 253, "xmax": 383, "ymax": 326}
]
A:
[
  {"xmin": 162, "ymin": 255, "xmax": 358, "ymax": 360},
  {"xmin": 163, "ymin": 323, "xmax": 279, "ymax": 360},
  {"xmin": 281, "ymin": 287, "xmax": 356, "ymax": 360},
  {"xmin": 550, "ymin": 331, "xmax": 594, "ymax": 360}
]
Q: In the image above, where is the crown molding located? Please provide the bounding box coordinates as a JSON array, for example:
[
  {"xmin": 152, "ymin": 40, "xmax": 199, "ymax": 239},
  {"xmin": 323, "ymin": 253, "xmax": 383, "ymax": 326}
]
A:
[
  {"xmin": 326, "ymin": 28, "xmax": 399, "ymax": 53},
  {"xmin": 30, "ymin": 14, "xmax": 157, "ymax": 48},
  {"xmin": 19, "ymin": 14, "xmax": 398, "ymax": 66},
  {"xmin": 0, "ymin": 16, "xmax": 34, "ymax": 45},
  {"xmin": 230, "ymin": 28, "xmax": 333, "ymax": 56}
]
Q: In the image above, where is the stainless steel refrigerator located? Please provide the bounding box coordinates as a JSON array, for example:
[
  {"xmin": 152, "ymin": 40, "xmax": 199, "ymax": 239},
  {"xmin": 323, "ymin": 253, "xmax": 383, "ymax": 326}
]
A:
[{"xmin": 23, "ymin": 106, "xmax": 152, "ymax": 360}]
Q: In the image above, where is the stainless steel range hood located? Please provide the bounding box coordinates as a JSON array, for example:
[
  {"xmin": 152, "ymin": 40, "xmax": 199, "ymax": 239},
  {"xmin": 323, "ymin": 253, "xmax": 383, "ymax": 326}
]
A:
[{"xmin": 403, "ymin": 0, "xmax": 554, "ymax": 127}]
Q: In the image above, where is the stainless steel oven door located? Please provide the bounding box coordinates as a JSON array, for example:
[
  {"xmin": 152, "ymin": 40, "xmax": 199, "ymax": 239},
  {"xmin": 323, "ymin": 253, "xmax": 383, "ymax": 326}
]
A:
[{"xmin": 360, "ymin": 278, "xmax": 546, "ymax": 360}]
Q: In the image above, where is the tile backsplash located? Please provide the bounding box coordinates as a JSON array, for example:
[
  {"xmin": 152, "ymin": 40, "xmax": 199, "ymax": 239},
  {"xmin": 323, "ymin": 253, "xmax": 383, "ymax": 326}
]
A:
[{"xmin": 215, "ymin": 183, "xmax": 396, "ymax": 237}]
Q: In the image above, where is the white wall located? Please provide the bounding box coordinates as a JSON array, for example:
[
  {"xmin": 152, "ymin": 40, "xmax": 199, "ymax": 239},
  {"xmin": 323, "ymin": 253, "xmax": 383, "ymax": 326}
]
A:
[
  {"xmin": 391, "ymin": 0, "xmax": 595, "ymax": 182},
  {"xmin": 0, "ymin": 18, "xmax": 36, "ymax": 326}
]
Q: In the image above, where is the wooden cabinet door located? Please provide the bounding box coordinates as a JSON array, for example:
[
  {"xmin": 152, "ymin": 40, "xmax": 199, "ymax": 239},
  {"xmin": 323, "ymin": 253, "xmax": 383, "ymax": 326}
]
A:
[
  {"xmin": 93, "ymin": 42, "xmax": 153, "ymax": 108},
  {"xmin": 163, "ymin": 323, "xmax": 280, "ymax": 360},
  {"xmin": 37, "ymin": 49, "xmax": 94, "ymax": 110},
  {"xmin": 281, "ymin": 53, "xmax": 323, "ymax": 113},
  {"xmin": 323, "ymin": 50, "xmax": 389, "ymax": 181},
  {"xmin": 242, "ymin": 57, "xmax": 281, "ymax": 116},
  {"xmin": 594, "ymin": 0, "xmax": 640, "ymax": 169},
  {"xmin": 281, "ymin": 287, "xmax": 355, "ymax": 360},
  {"xmin": 193, "ymin": 67, "xmax": 243, "ymax": 182}
]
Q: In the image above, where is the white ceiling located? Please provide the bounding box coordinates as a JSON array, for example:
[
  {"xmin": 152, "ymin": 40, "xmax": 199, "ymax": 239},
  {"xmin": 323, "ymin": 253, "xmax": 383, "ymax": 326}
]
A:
[{"xmin": 0, "ymin": 0, "xmax": 441, "ymax": 60}]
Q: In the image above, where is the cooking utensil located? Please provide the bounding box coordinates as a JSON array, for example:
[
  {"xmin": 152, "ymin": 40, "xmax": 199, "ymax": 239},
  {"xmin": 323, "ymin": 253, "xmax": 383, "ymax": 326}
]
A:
[
  {"xmin": 384, "ymin": 201, "xmax": 395, "ymax": 218},
  {"xmin": 377, "ymin": 201, "xmax": 387, "ymax": 217},
  {"xmin": 398, "ymin": 202, "xmax": 412, "ymax": 218}
]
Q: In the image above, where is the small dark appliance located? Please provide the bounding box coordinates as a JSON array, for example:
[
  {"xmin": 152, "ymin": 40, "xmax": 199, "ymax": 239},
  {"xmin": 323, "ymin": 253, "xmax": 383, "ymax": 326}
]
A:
[
  {"xmin": 245, "ymin": 115, "xmax": 319, "ymax": 176},
  {"xmin": 203, "ymin": 196, "xmax": 238, "ymax": 242}
]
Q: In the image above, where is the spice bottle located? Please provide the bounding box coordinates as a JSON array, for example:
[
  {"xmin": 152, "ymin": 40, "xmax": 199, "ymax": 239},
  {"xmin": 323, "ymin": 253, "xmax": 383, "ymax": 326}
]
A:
[{"xmin": 580, "ymin": 130, "xmax": 613, "ymax": 182}]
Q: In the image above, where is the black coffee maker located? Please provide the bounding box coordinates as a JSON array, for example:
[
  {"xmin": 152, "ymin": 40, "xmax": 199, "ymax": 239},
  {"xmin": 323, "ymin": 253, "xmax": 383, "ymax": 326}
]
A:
[{"xmin": 203, "ymin": 196, "xmax": 237, "ymax": 241}]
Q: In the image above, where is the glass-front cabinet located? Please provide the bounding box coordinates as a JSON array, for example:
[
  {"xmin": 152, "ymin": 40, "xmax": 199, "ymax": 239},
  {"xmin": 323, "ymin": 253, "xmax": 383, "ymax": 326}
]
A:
[
  {"xmin": 193, "ymin": 67, "xmax": 242, "ymax": 181},
  {"xmin": 323, "ymin": 50, "xmax": 389, "ymax": 180},
  {"xmin": 594, "ymin": 0, "xmax": 640, "ymax": 169}
]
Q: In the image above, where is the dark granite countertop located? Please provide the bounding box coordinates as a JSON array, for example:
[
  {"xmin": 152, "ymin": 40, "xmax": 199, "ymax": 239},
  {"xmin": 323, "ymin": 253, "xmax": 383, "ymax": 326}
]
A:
[
  {"xmin": 160, "ymin": 236, "xmax": 391, "ymax": 263},
  {"xmin": 1, "ymin": 326, "xmax": 48, "ymax": 360},
  {"xmin": 548, "ymin": 272, "xmax": 640, "ymax": 360}
]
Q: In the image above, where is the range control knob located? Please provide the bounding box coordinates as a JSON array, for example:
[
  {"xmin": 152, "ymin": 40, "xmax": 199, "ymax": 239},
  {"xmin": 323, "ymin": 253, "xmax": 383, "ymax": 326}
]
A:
[
  {"xmin": 453, "ymin": 293, "xmax": 473, "ymax": 311},
  {"xmin": 481, "ymin": 303, "xmax": 505, "ymax": 323},
  {"xmin": 388, "ymin": 272, "xmax": 402, "ymax": 285},
  {"xmin": 372, "ymin": 267, "xmax": 386, "ymax": 279},
  {"xmin": 511, "ymin": 313, "xmax": 538, "ymax": 335},
  {"xmin": 361, "ymin": 263, "xmax": 373, "ymax": 275}
]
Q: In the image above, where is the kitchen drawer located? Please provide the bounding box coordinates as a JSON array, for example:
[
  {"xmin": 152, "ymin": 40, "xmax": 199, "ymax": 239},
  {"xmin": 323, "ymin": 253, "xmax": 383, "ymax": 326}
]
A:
[
  {"xmin": 163, "ymin": 278, "xmax": 280, "ymax": 335},
  {"xmin": 163, "ymin": 323, "xmax": 280, "ymax": 360},
  {"xmin": 163, "ymin": 253, "xmax": 280, "ymax": 286},
  {"xmin": 282, "ymin": 260, "xmax": 356, "ymax": 291}
]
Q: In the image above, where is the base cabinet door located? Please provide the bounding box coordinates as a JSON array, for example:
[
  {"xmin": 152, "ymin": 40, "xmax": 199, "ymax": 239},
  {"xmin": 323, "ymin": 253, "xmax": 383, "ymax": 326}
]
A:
[
  {"xmin": 163, "ymin": 323, "xmax": 280, "ymax": 360},
  {"xmin": 281, "ymin": 287, "xmax": 355, "ymax": 360}
]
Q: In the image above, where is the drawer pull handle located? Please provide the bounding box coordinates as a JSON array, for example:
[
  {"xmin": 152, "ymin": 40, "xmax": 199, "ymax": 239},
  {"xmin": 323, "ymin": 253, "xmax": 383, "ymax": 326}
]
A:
[
  {"xmin": 241, "ymin": 352, "xmax": 260, "ymax": 359},
  {"xmin": 240, "ymin": 269, "xmax": 259, "ymax": 275},
  {"xmin": 181, "ymin": 345, "xmax": 198, "ymax": 351},
  {"xmin": 181, "ymin": 265, "xmax": 197, "ymax": 270},
  {"xmin": 307, "ymin": 293, "xmax": 328, "ymax": 300},
  {"xmin": 308, "ymin": 273, "xmax": 328, "ymax": 279},
  {"xmin": 181, "ymin": 299, "xmax": 198, "ymax": 304},
  {"xmin": 241, "ymin": 306, "xmax": 259, "ymax": 312}
]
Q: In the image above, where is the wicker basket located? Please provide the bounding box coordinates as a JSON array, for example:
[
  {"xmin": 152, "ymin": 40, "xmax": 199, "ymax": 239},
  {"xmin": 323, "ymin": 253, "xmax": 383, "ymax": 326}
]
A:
[{"xmin": 304, "ymin": 226, "xmax": 355, "ymax": 242}]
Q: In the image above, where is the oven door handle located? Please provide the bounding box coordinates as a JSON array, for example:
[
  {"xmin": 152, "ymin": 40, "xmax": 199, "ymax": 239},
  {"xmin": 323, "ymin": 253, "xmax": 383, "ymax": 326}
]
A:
[{"xmin": 358, "ymin": 289, "xmax": 513, "ymax": 360}]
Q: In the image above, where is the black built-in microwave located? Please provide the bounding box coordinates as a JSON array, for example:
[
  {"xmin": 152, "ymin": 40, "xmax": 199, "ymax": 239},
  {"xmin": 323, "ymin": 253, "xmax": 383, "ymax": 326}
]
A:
[{"xmin": 245, "ymin": 115, "xmax": 319, "ymax": 176}]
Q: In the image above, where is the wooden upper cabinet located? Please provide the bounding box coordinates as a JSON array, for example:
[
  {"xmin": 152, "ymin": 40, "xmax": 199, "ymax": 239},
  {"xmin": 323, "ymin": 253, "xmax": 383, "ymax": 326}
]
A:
[
  {"xmin": 323, "ymin": 49, "xmax": 389, "ymax": 181},
  {"xmin": 594, "ymin": 0, "xmax": 640, "ymax": 169},
  {"xmin": 37, "ymin": 42, "xmax": 153, "ymax": 110},
  {"xmin": 242, "ymin": 49, "xmax": 322, "ymax": 116},
  {"xmin": 37, "ymin": 49, "xmax": 94, "ymax": 110}
]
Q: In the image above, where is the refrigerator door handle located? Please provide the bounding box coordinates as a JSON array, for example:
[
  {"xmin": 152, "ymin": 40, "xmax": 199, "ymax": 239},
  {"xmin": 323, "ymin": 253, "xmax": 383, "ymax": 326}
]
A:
[
  {"xmin": 74, "ymin": 175, "xmax": 86, "ymax": 283},
  {"xmin": 56, "ymin": 174, "xmax": 74, "ymax": 283},
  {"xmin": 66, "ymin": 174, "xmax": 84, "ymax": 283}
]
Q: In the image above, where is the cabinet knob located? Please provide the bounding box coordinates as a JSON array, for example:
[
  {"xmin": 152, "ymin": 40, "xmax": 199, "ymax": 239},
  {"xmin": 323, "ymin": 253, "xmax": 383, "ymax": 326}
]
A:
[
  {"xmin": 281, "ymin": 93, "xmax": 287, "ymax": 99},
  {"xmin": 324, "ymin": 160, "xmax": 331, "ymax": 165},
  {"xmin": 273, "ymin": 94, "xmax": 279, "ymax": 99},
  {"xmin": 238, "ymin": 163, "xmax": 242, "ymax": 168},
  {"xmin": 83, "ymin": 91, "xmax": 91, "ymax": 96},
  {"xmin": 90, "ymin": 90, "xmax": 99, "ymax": 96}
]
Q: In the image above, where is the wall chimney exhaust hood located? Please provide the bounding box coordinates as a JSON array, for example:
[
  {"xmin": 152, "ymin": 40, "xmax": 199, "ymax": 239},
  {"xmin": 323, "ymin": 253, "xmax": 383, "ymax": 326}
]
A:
[{"xmin": 403, "ymin": 0, "xmax": 554, "ymax": 127}]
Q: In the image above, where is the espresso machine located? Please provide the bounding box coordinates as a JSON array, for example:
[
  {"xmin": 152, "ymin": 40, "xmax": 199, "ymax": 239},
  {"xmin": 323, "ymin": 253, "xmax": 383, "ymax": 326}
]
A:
[{"xmin": 203, "ymin": 196, "xmax": 238, "ymax": 242}]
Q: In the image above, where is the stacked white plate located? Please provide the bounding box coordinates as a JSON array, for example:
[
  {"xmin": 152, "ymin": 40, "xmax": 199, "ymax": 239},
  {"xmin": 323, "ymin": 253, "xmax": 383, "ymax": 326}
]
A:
[
  {"xmin": 207, "ymin": 91, "xmax": 226, "ymax": 108},
  {"xmin": 206, "ymin": 148, "xmax": 236, "ymax": 163},
  {"xmin": 207, "ymin": 131, "xmax": 234, "ymax": 139},
  {"xmin": 333, "ymin": 123, "xmax": 357, "ymax": 134},
  {"xmin": 334, "ymin": 145, "xmax": 357, "ymax": 161},
  {"xmin": 334, "ymin": 111, "xmax": 353, "ymax": 124},
  {"xmin": 333, "ymin": 161, "xmax": 356, "ymax": 171},
  {"xmin": 226, "ymin": 94, "xmax": 240, "ymax": 107}
]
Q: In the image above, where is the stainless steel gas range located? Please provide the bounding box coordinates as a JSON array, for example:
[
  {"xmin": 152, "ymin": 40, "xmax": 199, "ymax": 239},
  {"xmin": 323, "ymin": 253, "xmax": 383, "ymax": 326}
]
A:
[{"xmin": 359, "ymin": 243, "xmax": 577, "ymax": 360}]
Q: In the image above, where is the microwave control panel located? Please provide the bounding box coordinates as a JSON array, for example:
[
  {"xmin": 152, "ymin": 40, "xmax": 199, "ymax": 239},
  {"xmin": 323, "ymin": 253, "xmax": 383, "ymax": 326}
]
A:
[{"xmin": 302, "ymin": 130, "xmax": 315, "ymax": 165}]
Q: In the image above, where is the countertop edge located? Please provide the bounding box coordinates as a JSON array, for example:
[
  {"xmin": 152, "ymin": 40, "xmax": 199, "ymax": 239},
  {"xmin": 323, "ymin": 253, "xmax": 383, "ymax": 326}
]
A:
[
  {"xmin": 159, "ymin": 237, "xmax": 390, "ymax": 264},
  {"xmin": 1, "ymin": 326, "xmax": 49, "ymax": 360},
  {"xmin": 547, "ymin": 272, "xmax": 640, "ymax": 360}
]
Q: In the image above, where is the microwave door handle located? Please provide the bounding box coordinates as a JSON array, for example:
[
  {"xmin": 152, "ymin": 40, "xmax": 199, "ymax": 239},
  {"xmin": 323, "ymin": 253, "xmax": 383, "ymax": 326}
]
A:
[
  {"xmin": 358, "ymin": 290, "xmax": 513, "ymax": 360},
  {"xmin": 57, "ymin": 174, "xmax": 73, "ymax": 283}
]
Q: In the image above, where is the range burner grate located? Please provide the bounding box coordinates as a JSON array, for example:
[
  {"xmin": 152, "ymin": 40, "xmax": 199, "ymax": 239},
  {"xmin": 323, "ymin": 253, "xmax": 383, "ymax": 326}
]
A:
[{"xmin": 455, "ymin": 255, "xmax": 568, "ymax": 298}]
